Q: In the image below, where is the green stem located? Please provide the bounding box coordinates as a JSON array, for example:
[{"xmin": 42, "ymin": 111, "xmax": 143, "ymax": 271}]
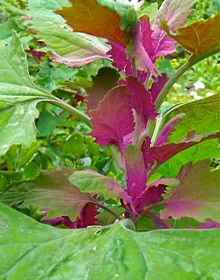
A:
[
  {"xmin": 155, "ymin": 55, "xmax": 195, "ymax": 110},
  {"xmin": 47, "ymin": 99, "xmax": 92, "ymax": 128}
]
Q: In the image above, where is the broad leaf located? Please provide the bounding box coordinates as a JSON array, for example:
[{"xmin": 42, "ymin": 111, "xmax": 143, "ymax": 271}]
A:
[
  {"xmin": 163, "ymin": 14, "xmax": 220, "ymax": 61},
  {"xmin": 28, "ymin": 0, "xmax": 110, "ymax": 67},
  {"xmin": 167, "ymin": 94, "xmax": 220, "ymax": 142},
  {"xmin": 1, "ymin": 169, "xmax": 93, "ymax": 220},
  {"xmin": 157, "ymin": 139, "xmax": 220, "ymax": 178},
  {"xmin": 162, "ymin": 161, "xmax": 220, "ymax": 223},
  {"xmin": 90, "ymin": 86, "xmax": 134, "ymax": 151},
  {"xmin": 1, "ymin": 203, "xmax": 220, "ymax": 279},
  {"xmin": 69, "ymin": 170, "xmax": 130, "ymax": 202},
  {"xmin": 152, "ymin": 0, "xmax": 196, "ymax": 58},
  {"xmin": 0, "ymin": 32, "xmax": 57, "ymax": 156},
  {"xmin": 56, "ymin": 0, "xmax": 137, "ymax": 47}
]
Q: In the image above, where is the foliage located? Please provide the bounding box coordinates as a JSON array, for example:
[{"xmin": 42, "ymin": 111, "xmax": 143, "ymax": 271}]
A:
[{"xmin": 1, "ymin": 0, "xmax": 220, "ymax": 278}]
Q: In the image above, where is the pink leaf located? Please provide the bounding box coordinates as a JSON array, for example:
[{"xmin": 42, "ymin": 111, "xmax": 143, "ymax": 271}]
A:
[
  {"xmin": 150, "ymin": 73, "xmax": 169, "ymax": 103},
  {"xmin": 126, "ymin": 76, "xmax": 157, "ymax": 125},
  {"xmin": 152, "ymin": 0, "xmax": 196, "ymax": 58},
  {"xmin": 90, "ymin": 86, "xmax": 134, "ymax": 151}
]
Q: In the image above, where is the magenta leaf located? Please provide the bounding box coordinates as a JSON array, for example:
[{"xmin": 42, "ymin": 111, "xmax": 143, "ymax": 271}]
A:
[
  {"xmin": 107, "ymin": 41, "xmax": 132, "ymax": 76},
  {"xmin": 161, "ymin": 160, "xmax": 220, "ymax": 223},
  {"xmin": 86, "ymin": 68, "xmax": 119, "ymax": 112},
  {"xmin": 198, "ymin": 220, "xmax": 220, "ymax": 229},
  {"xmin": 131, "ymin": 21, "xmax": 157, "ymax": 73},
  {"xmin": 90, "ymin": 86, "xmax": 134, "ymax": 151},
  {"xmin": 126, "ymin": 76, "xmax": 157, "ymax": 125},
  {"xmin": 152, "ymin": 0, "xmax": 196, "ymax": 59},
  {"xmin": 124, "ymin": 145, "xmax": 147, "ymax": 212},
  {"xmin": 140, "ymin": 16, "xmax": 155, "ymax": 61},
  {"xmin": 150, "ymin": 73, "xmax": 169, "ymax": 103}
]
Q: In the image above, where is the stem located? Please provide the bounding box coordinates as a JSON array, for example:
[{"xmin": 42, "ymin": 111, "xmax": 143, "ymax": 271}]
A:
[
  {"xmin": 47, "ymin": 98, "xmax": 92, "ymax": 128},
  {"xmin": 141, "ymin": 201, "xmax": 165, "ymax": 216},
  {"xmin": 93, "ymin": 201, "xmax": 122, "ymax": 221},
  {"xmin": 155, "ymin": 55, "xmax": 195, "ymax": 110}
]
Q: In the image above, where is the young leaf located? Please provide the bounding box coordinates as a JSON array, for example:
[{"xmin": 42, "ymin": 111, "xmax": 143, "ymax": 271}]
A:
[
  {"xmin": 0, "ymin": 32, "xmax": 57, "ymax": 156},
  {"xmin": 126, "ymin": 77, "xmax": 157, "ymax": 124},
  {"xmin": 152, "ymin": 0, "xmax": 196, "ymax": 58},
  {"xmin": 162, "ymin": 160, "xmax": 220, "ymax": 223},
  {"xmin": 90, "ymin": 86, "xmax": 134, "ymax": 151},
  {"xmin": 162, "ymin": 14, "xmax": 220, "ymax": 61},
  {"xmin": 124, "ymin": 145, "xmax": 147, "ymax": 199},
  {"xmin": 2, "ymin": 203, "xmax": 220, "ymax": 279},
  {"xmin": 0, "ymin": 169, "xmax": 93, "ymax": 220},
  {"xmin": 56, "ymin": 0, "xmax": 137, "ymax": 47},
  {"xmin": 69, "ymin": 170, "xmax": 131, "ymax": 202}
]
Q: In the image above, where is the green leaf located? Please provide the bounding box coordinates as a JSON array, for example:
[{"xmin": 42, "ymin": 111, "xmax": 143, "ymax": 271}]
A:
[
  {"xmin": 162, "ymin": 160, "xmax": 220, "ymax": 223},
  {"xmin": 0, "ymin": 32, "xmax": 58, "ymax": 156},
  {"xmin": 157, "ymin": 139, "xmax": 220, "ymax": 177},
  {"xmin": 69, "ymin": 170, "xmax": 130, "ymax": 202},
  {"xmin": 1, "ymin": 169, "xmax": 93, "ymax": 220},
  {"xmin": 167, "ymin": 93, "xmax": 220, "ymax": 143},
  {"xmin": 1, "ymin": 203, "xmax": 220, "ymax": 279},
  {"xmin": 62, "ymin": 133, "xmax": 84, "ymax": 159},
  {"xmin": 28, "ymin": 0, "xmax": 110, "ymax": 67}
]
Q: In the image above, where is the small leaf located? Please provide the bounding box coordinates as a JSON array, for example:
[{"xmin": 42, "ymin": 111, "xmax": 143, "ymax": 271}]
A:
[
  {"xmin": 162, "ymin": 161, "xmax": 220, "ymax": 223},
  {"xmin": 69, "ymin": 170, "xmax": 130, "ymax": 202},
  {"xmin": 152, "ymin": 0, "xmax": 196, "ymax": 58}
]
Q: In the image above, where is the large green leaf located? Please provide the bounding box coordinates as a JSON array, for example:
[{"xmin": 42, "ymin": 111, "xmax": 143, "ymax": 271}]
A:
[
  {"xmin": 1, "ymin": 203, "xmax": 220, "ymax": 279},
  {"xmin": 0, "ymin": 32, "xmax": 58, "ymax": 156},
  {"xmin": 28, "ymin": 0, "xmax": 110, "ymax": 67},
  {"xmin": 167, "ymin": 93, "xmax": 220, "ymax": 142}
]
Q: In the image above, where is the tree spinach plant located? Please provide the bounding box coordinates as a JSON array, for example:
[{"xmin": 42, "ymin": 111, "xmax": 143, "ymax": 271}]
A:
[{"xmin": 1, "ymin": 0, "xmax": 220, "ymax": 278}]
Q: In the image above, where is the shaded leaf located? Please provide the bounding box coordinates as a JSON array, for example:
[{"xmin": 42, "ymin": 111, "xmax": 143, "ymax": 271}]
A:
[
  {"xmin": 86, "ymin": 68, "xmax": 119, "ymax": 111},
  {"xmin": 1, "ymin": 169, "xmax": 93, "ymax": 220},
  {"xmin": 1, "ymin": 203, "xmax": 220, "ymax": 279},
  {"xmin": 162, "ymin": 161, "xmax": 220, "ymax": 223}
]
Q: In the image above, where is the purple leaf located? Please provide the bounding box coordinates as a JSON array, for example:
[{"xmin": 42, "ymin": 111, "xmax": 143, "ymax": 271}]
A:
[
  {"xmin": 90, "ymin": 86, "xmax": 134, "ymax": 151},
  {"xmin": 198, "ymin": 220, "xmax": 220, "ymax": 229},
  {"xmin": 107, "ymin": 41, "xmax": 132, "ymax": 76},
  {"xmin": 152, "ymin": 0, "xmax": 196, "ymax": 59},
  {"xmin": 155, "ymin": 113, "xmax": 185, "ymax": 146},
  {"xmin": 150, "ymin": 73, "xmax": 169, "ymax": 103},
  {"xmin": 131, "ymin": 22, "xmax": 157, "ymax": 73},
  {"xmin": 86, "ymin": 68, "xmax": 119, "ymax": 112},
  {"xmin": 124, "ymin": 145, "xmax": 147, "ymax": 211},
  {"xmin": 140, "ymin": 16, "xmax": 155, "ymax": 60},
  {"xmin": 126, "ymin": 76, "xmax": 157, "ymax": 125},
  {"xmin": 161, "ymin": 160, "xmax": 220, "ymax": 223},
  {"xmin": 141, "ymin": 136, "xmax": 154, "ymax": 172}
]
